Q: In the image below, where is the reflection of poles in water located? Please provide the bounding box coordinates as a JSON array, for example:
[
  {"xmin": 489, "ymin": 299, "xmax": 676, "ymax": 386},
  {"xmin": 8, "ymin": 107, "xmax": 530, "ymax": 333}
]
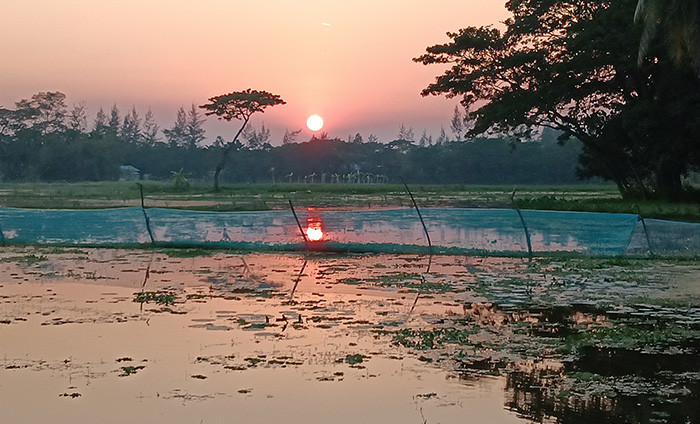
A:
[
  {"xmin": 240, "ymin": 257, "xmax": 250, "ymax": 277},
  {"xmin": 289, "ymin": 259, "xmax": 308, "ymax": 302},
  {"xmin": 510, "ymin": 187, "xmax": 533, "ymax": 261},
  {"xmin": 139, "ymin": 262, "xmax": 152, "ymax": 314},
  {"xmin": 408, "ymin": 254, "xmax": 432, "ymax": 316}
]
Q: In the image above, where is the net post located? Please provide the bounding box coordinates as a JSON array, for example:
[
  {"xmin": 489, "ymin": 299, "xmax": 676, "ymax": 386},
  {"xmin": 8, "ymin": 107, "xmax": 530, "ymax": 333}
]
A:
[
  {"xmin": 289, "ymin": 200, "xmax": 309, "ymax": 244},
  {"xmin": 137, "ymin": 183, "xmax": 155, "ymax": 244},
  {"xmin": 635, "ymin": 205, "xmax": 654, "ymax": 257},
  {"xmin": 401, "ymin": 178, "xmax": 432, "ymax": 258},
  {"xmin": 510, "ymin": 187, "xmax": 533, "ymax": 261}
]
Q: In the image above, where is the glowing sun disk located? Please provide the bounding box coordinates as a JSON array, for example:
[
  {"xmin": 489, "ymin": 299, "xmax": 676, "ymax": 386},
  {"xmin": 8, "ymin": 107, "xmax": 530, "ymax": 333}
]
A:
[{"xmin": 307, "ymin": 115, "xmax": 324, "ymax": 131}]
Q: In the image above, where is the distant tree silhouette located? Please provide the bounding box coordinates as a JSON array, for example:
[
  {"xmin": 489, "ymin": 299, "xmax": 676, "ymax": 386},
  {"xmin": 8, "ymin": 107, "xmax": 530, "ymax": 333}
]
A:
[
  {"xmin": 14, "ymin": 91, "xmax": 67, "ymax": 134},
  {"xmin": 242, "ymin": 123, "xmax": 270, "ymax": 149},
  {"xmin": 107, "ymin": 104, "xmax": 120, "ymax": 137},
  {"xmin": 92, "ymin": 107, "xmax": 108, "ymax": 136},
  {"xmin": 68, "ymin": 102, "xmax": 88, "ymax": 134},
  {"xmin": 282, "ymin": 128, "xmax": 302, "ymax": 144},
  {"xmin": 396, "ymin": 123, "xmax": 414, "ymax": 141},
  {"xmin": 450, "ymin": 105, "xmax": 465, "ymax": 141},
  {"xmin": 163, "ymin": 107, "xmax": 188, "ymax": 147},
  {"xmin": 121, "ymin": 107, "xmax": 142, "ymax": 144},
  {"xmin": 185, "ymin": 104, "xmax": 206, "ymax": 149},
  {"xmin": 200, "ymin": 89, "xmax": 285, "ymax": 190},
  {"xmin": 142, "ymin": 108, "xmax": 160, "ymax": 145}
]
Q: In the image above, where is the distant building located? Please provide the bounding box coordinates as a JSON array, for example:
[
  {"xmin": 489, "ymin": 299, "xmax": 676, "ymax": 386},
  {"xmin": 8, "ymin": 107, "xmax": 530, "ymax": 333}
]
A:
[{"xmin": 119, "ymin": 165, "xmax": 141, "ymax": 181}]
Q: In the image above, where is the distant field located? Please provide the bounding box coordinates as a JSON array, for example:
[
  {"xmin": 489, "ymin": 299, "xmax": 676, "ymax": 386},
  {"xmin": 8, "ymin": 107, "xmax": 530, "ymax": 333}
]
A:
[{"xmin": 0, "ymin": 181, "xmax": 698, "ymax": 222}]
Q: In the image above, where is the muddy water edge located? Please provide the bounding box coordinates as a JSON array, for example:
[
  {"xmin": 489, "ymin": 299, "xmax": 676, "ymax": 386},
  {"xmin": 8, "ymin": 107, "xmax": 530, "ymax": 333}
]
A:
[{"xmin": 1, "ymin": 247, "xmax": 699, "ymax": 424}]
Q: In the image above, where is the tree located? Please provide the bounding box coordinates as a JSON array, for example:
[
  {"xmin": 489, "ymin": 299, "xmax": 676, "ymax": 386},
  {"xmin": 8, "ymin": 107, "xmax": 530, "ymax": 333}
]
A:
[
  {"xmin": 0, "ymin": 107, "xmax": 14, "ymax": 136},
  {"xmin": 107, "ymin": 104, "xmax": 120, "ymax": 136},
  {"xmin": 185, "ymin": 104, "xmax": 206, "ymax": 149},
  {"xmin": 14, "ymin": 91, "xmax": 67, "ymax": 134},
  {"xmin": 396, "ymin": 123, "xmax": 414, "ymax": 141},
  {"xmin": 213, "ymin": 135, "xmax": 226, "ymax": 147},
  {"xmin": 93, "ymin": 107, "xmax": 109, "ymax": 136},
  {"xmin": 121, "ymin": 106, "xmax": 142, "ymax": 144},
  {"xmin": 419, "ymin": 129, "xmax": 430, "ymax": 147},
  {"xmin": 436, "ymin": 126, "xmax": 448, "ymax": 145},
  {"xmin": 68, "ymin": 102, "xmax": 88, "ymax": 134},
  {"xmin": 142, "ymin": 108, "xmax": 160, "ymax": 145},
  {"xmin": 242, "ymin": 123, "xmax": 270, "ymax": 149},
  {"xmin": 635, "ymin": 0, "xmax": 700, "ymax": 72},
  {"xmin": 415, "ymin": 0, "xmax": 700, "ymax": 200},
  {"xmin": 163, "ymin": 107, "xmax": 187, "ymax": 147},
  {"xmin": 199, "ymin": 89, "xmax": 285, "ymax": 190},
  {"xmin": 282, "ymin": 128, "xmax": 302, "ymax": 144}
]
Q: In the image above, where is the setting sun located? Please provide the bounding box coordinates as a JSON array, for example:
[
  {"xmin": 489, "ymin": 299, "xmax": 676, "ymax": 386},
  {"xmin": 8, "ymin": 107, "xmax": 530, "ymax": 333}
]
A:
[{"xmin": 306, "ymin": 115, "xmax": 324, "ymax": 132}]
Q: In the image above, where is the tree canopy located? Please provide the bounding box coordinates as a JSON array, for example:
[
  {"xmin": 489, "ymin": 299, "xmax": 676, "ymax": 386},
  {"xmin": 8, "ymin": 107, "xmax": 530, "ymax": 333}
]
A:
[
  {"xmin": 415, "ymin": 0, "xmax": 700, "ymax": 200},
  {"xmin": 200, "ymin": 89, "xmax": 285, "ymax": 122}
]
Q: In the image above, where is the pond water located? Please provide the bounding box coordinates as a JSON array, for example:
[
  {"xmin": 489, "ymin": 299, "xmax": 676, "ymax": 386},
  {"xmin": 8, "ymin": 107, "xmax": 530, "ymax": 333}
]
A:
[{"xmin": 1, "ymin": 248, "xmax": 698, "ymax": 423}]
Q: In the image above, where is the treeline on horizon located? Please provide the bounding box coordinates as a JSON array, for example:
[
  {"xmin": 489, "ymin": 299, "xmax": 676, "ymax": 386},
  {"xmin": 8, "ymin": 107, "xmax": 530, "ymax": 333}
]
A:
[{"xmin": 0, "ymin": 92, "xmax": 581, "ymax": 185}]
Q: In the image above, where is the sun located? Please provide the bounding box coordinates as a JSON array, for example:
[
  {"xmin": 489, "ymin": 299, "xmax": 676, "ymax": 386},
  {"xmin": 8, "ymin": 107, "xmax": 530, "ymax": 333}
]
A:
[{"xmin": 306, "ymin": 114, "xmax": 324, "ymax": 132}]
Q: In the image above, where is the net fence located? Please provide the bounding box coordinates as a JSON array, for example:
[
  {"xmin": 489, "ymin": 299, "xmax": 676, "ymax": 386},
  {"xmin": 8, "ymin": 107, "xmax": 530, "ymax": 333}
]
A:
[{"xmin": 0, "ymin": 206, "xmax": 695, "ymax": 257}]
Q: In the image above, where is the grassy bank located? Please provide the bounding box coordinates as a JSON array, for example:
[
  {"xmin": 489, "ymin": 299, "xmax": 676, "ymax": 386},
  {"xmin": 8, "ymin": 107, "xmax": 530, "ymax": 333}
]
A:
[{"xmin": 0, "ymin": 181, "xmax": 697, "ymax": 222}]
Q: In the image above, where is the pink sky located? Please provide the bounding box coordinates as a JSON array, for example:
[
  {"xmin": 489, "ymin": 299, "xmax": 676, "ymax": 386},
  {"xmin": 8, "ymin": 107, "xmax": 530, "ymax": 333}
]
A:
[{"xmin": 0, "ymin": 1, "xmax": 508, "ymax": 144}]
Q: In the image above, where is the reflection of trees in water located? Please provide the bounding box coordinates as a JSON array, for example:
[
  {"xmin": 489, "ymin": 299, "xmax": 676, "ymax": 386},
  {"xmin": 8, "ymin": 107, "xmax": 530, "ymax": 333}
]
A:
[
  {"xmin": 503, "ymin": 346, "xmax": 700, "ymax": 424},
  {"xmin": 506, "ymin": 364, "xmax": 621, "ymax": 424}
]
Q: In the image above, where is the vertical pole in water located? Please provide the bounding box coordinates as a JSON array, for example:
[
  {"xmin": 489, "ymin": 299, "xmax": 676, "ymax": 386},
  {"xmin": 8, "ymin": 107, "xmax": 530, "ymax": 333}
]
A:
[
  {"xmin": 138, "ymin": 183, "xmax": 155, "ymax": 244},
  {"xmin": 401, "ymin": 178, "xmax": 433, "ymax": 317},
  {"xmin": 510, "ymin": 187, "xmax": 533, "ymax": 261},
  {"xmin": 289, "ymin": 200, "xmax": 309, "ymax": 244},
  {"xmin": 0, "ymin": 219, "xmax": 4, "ymax": 245},
  {"xmin": 635, "ymin": 206, "xmax": 654, "ymax": 257},
  {"xmin": 401, "ymin": 178, "xmax": 432, "ymax": 260}
]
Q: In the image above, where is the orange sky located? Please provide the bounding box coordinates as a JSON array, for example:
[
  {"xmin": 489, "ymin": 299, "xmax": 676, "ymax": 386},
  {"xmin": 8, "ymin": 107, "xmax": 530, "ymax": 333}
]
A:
[{"xmin": 0, "ymin": 0, "xmax": 508, "ymax": 143}]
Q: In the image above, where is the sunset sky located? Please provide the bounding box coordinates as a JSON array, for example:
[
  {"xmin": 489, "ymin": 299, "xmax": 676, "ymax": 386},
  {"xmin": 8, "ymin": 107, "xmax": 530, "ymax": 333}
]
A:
[{"xmin": 0, "ymin": 1, "xmax": 508, "ymax": 144}]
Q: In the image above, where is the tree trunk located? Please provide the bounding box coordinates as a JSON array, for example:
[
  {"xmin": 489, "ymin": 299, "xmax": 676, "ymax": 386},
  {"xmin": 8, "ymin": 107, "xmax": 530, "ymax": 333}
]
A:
[
  {"xmin": 211, "ymin": 117, "xmax": 250, "ymax": 192},
  {"xmin": 213, "ymin": 163, "xmax": 223, "ymax": 192},
  {"xmin": 655, "ymin": 161, "xmax": 684, "ymax": 201},
  {"xmin": 213, "ymin": 146, "xmax": 233, "ymax": 192}
]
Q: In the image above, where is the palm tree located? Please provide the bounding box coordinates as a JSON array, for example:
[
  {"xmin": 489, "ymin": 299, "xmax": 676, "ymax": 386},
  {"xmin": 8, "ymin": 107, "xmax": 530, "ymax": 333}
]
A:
[{"xmin": 635, "ymin": 0, "xmax": 700, "ymax": 72}]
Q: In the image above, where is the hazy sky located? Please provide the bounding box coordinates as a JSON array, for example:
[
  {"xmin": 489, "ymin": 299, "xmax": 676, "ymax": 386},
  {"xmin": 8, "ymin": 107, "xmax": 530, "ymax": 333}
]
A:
[{"xmin": 0, "ymin": 0, "xmax": 508, "ymax": 144}]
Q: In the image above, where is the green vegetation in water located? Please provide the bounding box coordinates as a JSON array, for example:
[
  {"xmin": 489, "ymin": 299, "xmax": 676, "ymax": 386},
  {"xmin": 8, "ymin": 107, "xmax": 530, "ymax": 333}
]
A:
[
  {"xmin": 392, "ymin": 326, "xmax": 479, "ymax": 350},
  {"xmin": 345, "ymin": 354, "xmax": 367, "ymax": 365},
  {"xmin": 133, "ymin": 291, "xmax": 177, "ymax": 305},
  {"xmin": 0, "ymin": 254, "xmax": 49, "ymax": 265},
  {"xmin": 154, "ymin": 248, "xmax": 217, "ymax": 258},
  {"xmin": 37, "ymin": 247, "xmax": 88, "ymax": 256},
  {"xmin": 565, "ymin": 323, "xmax": 700, "ymax": 354},
  {"xmin": 118, "ymin": 365, "xmax": 145, "ymax": 377}
]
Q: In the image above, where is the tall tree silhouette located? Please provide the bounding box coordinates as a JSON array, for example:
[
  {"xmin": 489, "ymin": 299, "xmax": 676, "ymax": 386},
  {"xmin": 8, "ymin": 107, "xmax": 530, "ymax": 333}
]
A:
[{"xmin": 200, "ymin": 89, "xmax": 285, "ymax": 190}]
